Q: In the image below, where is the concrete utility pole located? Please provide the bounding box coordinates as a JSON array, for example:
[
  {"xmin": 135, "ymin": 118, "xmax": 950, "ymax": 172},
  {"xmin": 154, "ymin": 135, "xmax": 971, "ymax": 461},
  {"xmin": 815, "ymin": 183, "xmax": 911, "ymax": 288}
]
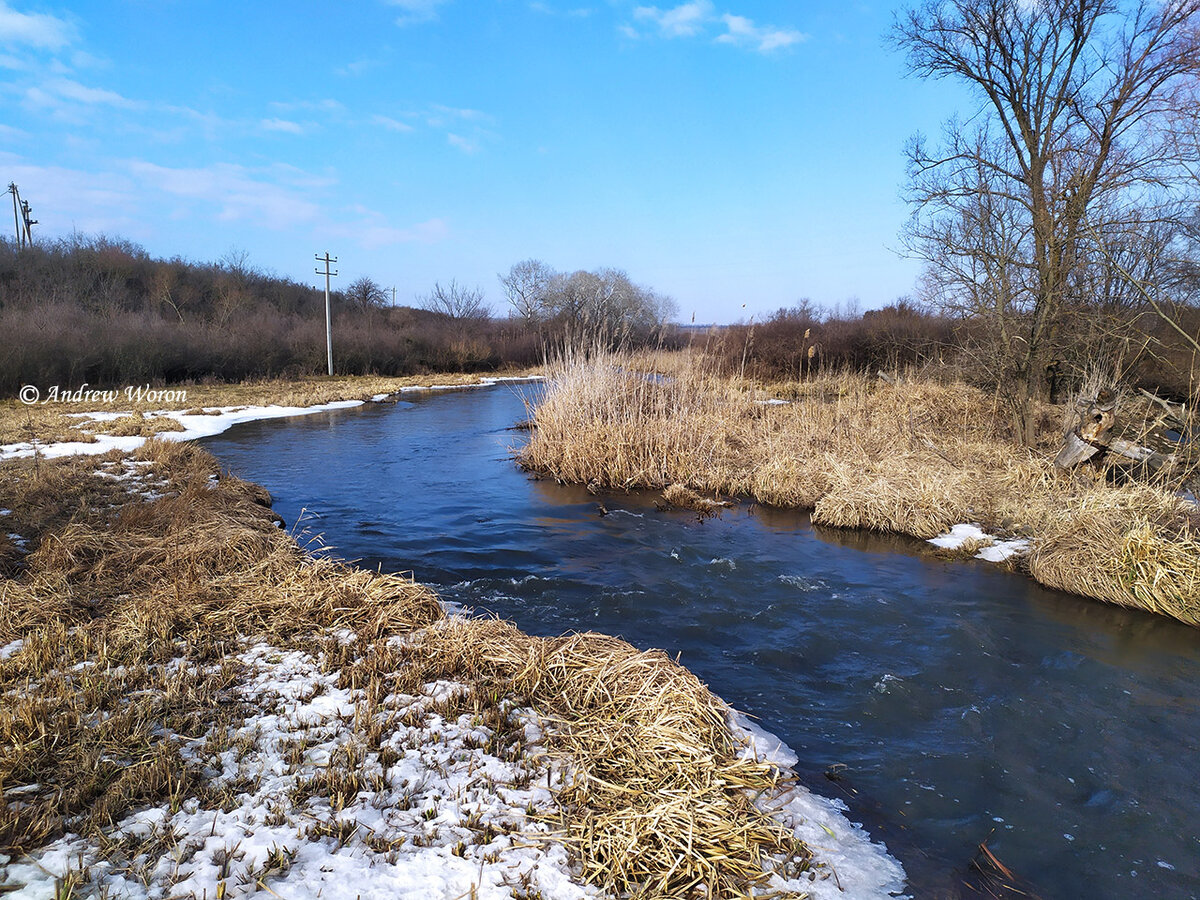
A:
[{"xmin": 315, "ymin": 252, "xmax": 338, "ymax": 376}]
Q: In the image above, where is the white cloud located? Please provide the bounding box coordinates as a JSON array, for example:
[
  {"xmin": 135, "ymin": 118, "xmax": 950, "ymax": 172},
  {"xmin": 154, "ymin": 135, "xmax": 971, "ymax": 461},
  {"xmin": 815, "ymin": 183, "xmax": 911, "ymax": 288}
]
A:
[
  {"xmin": 127, "ymin": 160, "xmax": 323, "ymax": 231},
  {"xmin": 0, "ymin": 1, "xmax": 75, "ymax": 50},
  {"xmin": 387, "ymin": 0, "xmax": 450, "ymax": 26},
  {"xmin": 372, "ymin": 114, "xmax": 414, "ymax": 133},
  {"xmin": 428, "ymin": 103, "xmax": 490, "ymax": 124},
  {"xmin": 716, "ymin": 14, "xmax": 807, "ymax": 52},
  {"xmin": 335, "ymin": 58, "xmax": 380, "ymax": 77},
  {"xmin": 38, "ymin": 77, "xmax": 140, "ymax": 108},
  {"xmin": 633, "ymin": 1, "xmax": 713, "ymax": 38},
  {"xmin": 359, "ymin": 217, "xmax": 450, "ymax": 248},
  {"xmin": 0, "ymin": 154, "xmax": 142, "ymax": 236},
  {"xmin": 446, "ymin": 133, "xmax": 479, "ymax": 154},
  {"xmin": 269, "ymin": 98, "xmax": 344, "ymax": 114},
  {"xmin": 260, "ymin": 117, "xmax": 306, "ymax": 134}
]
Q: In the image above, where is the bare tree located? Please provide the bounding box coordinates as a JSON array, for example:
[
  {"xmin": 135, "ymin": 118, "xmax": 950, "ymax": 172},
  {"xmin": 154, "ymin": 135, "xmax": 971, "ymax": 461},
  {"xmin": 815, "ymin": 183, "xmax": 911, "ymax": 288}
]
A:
[
  {"xmin": 895, "ymin": 0, "xmax": 1200, "ymax": 442},
  {"xmin": 345, "ymin": 275, "xmax": 388, "ymax": 309},
  {"xmin": 420, "ymin": 279, "xmax": 491, "ymax": 321},
  {"xmin": 499, "ymin": 259, "xmax": 555, "ymax": 324}
]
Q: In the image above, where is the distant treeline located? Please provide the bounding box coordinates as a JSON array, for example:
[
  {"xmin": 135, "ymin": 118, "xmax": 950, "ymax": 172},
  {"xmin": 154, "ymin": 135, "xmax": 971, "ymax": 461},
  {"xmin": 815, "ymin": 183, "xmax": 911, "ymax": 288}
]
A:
[
  {"xmin": 2, "ymin": 235, "xmax": 1195, "ymax": 401},
  {"xmin": 0, "ymin": 236, "xmax": 547, "ymax": 393}
]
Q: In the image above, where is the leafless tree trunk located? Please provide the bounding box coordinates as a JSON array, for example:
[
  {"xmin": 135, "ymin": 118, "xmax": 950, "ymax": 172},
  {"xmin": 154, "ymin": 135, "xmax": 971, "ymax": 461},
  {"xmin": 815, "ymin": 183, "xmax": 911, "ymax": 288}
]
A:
[{"xmin": 895, "ymin": 0, "xmax": 1200, "ymax": 443}]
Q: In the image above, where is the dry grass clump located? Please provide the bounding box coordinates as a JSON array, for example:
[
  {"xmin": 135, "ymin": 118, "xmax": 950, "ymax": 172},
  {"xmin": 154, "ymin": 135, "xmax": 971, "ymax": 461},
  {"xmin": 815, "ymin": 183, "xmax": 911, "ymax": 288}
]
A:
[
  {"xmin": 1030, "ymin": 489, "xmax": 1200, "ymax": 625},
  {"xmin": 812, "ymin": 459, "xmax": 980, "ymax": 539},
  {"xmin": 661, "ymin": 483, "xmax": 728, "ymax": 516},
  {"xmin": 101, "ymin": 413, "xmax": 186, "ymax": 436},
  {"xmin": 407, "ymin": 618, "xmax": 814, "ymax": 898}
]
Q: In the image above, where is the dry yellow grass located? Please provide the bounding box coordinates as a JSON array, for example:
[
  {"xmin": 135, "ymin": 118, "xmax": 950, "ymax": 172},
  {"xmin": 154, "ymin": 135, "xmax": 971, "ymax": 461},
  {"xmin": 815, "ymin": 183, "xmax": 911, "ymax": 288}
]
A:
[
  {"xmin": 404, "ymin": 618, "xmax": 813, "ymax": 897},
  {"xmin": 1, "ymin": 437, "xmax": 814, "ymax": 898},
  {"xmin": 521, "ymin": 350, "xmax": 1200, "ymax": 625}
]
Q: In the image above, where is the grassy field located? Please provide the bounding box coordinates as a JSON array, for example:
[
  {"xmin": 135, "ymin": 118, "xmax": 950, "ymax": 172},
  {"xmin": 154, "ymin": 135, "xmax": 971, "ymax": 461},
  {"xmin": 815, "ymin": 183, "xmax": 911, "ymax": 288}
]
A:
[
  {"xmin": 519, "ymin": 350, "xmax": 1200, "ymax": 626},
  {"xmin": 0, "ymin": 437, "xmax": 844, "ymax": 900}
]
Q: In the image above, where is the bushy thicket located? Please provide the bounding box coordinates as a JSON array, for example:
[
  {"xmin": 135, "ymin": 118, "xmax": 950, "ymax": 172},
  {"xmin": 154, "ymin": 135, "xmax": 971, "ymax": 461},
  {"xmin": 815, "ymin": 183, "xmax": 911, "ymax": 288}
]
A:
[
  {"xmin": 0, "ymin": 236, "xmax": 541, "ymax": 392},
  {"xmin": 713, "ymin": 300, "xmax": 956, "ymax": 380},
  {"xmin": 713, "ymin": 298, "xmax": 1198, "ymax": 402}
]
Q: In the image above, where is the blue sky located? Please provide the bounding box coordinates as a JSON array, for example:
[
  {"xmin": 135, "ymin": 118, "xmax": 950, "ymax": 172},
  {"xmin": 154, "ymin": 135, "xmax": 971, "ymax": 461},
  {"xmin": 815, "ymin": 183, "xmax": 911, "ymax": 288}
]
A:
[{"xmin": 0, "ymin": 0, "xmax": 974, "ymax": 323}]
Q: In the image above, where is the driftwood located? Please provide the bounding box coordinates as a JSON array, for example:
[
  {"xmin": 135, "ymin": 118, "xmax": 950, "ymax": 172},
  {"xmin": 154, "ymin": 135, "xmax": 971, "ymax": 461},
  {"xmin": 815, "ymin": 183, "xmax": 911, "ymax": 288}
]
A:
[{"xmin": 1055, "ymin": 390, "xmax": 1178, "ymax": 472}]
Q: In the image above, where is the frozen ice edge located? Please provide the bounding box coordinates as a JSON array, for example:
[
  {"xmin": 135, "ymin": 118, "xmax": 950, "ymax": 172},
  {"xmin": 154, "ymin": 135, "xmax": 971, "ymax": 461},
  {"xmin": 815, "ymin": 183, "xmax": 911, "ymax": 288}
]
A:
[{"xmin": 0, "ymin": 376, "xmax": 544, "ymax": 461}]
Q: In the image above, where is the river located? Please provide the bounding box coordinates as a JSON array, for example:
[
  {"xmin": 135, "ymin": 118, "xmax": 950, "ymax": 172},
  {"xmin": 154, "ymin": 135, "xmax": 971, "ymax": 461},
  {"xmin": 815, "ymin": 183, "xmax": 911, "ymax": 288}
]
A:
[{"xmin": 202, "ymin": 384, "xmax": 1200, "ymax": 899}]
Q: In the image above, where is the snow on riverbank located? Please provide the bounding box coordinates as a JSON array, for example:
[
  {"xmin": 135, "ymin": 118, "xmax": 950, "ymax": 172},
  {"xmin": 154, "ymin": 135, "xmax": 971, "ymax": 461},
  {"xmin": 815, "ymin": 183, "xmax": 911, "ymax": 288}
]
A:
[
  {"xmin": 1, "ymin": 631, "xmax": 908, "ymax": 900},
  {"xmin": 0, "ymin": 377, "xmax": 544, "ymax": 462},
  {"xmin": 928, "ymin": 523, "xmax": 1030, "ymax": 563}
]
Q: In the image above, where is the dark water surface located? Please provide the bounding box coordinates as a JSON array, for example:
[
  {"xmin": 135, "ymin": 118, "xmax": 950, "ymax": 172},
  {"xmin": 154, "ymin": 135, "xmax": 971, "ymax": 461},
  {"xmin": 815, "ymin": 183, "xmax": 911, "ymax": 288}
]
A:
[{"xmin": 203, "ymin": 385, "xmax": 1200, "ymax": 899}]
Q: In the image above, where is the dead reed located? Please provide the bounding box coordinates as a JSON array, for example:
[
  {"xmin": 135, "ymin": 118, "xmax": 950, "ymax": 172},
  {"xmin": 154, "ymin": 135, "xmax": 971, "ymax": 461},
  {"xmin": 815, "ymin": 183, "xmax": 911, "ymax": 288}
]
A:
[
  {"xmin": 406, "ymin": 619, "xmax": 814, "ymax": 897},
  {"xmin": 521, "ymin": 350, "xmax": 1200, "ymax": 625}
]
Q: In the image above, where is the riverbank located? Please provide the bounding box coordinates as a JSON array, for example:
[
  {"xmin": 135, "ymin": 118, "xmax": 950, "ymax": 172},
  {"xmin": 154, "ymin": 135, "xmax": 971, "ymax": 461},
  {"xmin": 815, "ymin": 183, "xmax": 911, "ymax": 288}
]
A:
[
  {"xmin": 0, "ymin": 432, "xmax": 905, "ymax": 898},
  {"xmin": 519, "ymin": 351, "xmax": 1200, "ymax": 626},
  {"xmin": 0, "ymin": 373, "xmax": 542, "ymax": 461}
]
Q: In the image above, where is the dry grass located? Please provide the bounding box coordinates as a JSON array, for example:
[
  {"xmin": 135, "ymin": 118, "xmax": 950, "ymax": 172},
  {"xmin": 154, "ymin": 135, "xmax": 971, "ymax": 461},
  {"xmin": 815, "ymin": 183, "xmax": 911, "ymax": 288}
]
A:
[
  {"xmin": 1, "ymin": 436, "xmax": 814, "ymax": 898},
  {"xmin": 404, "ymin": 618, "xmax": 814, "ymax": 897},
  {"xmin": 0, "ymin": 371, "xmax": 540, "ymax": 447},
  {"xmin": 521, "ymin": 350, "xmax": 1200, "ymax": 625},
  {"xmin": 0, "ymin": 440, "xmax": 441, "ymax": 856}
]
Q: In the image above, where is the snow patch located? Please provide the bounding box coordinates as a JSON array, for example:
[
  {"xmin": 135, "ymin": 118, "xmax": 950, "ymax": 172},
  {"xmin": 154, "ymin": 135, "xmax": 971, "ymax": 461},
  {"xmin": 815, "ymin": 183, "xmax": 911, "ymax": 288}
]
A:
[
  {"xmin": 730, "ymin": 712, "xmax": 909, "ymax": 899},
  {"xmin": 928, "ymin": 523, "xmax": 1030, "ymax": 563}
]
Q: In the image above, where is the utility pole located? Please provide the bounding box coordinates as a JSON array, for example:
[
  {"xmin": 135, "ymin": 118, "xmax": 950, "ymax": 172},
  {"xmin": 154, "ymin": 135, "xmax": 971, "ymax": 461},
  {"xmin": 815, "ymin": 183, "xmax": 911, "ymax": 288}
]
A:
[
  {"xmin": 391, "ymin": 285, "xmax": 396, "ymax": 307},
  {"xmin": 315, "ymin": 252, "xmax": 338, "ymax": 376},
  {"xmin": 7, "ymin": 184, "xmax": 35, "ymax": 248}
]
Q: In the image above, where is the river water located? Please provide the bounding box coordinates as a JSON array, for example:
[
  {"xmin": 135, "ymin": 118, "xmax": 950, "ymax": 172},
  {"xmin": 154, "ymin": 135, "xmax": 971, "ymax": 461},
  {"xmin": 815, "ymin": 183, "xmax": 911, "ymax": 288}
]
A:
[{"xmin": 202, "ymin": 384, "xmax": 1200, "ymax": 899}]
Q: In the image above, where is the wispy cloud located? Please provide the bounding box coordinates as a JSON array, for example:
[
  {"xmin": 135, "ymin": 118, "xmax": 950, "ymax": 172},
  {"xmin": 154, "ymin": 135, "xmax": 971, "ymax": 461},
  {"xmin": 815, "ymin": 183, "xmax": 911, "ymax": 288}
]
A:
[
  {"xmin": 372, "ymin": 114, "xmax": 414, "ymax": 133},
  {"xmin": 333, "ymin": 213, "xmax": 450, "ymax": 249},
  {"xmin": 335, "ymin": 58, "xmax": 381, "ymax": 77},
  {"xmin": 446, "ymin": 133, "xmax": 479, "ymax": 154},
  {"xmin": 128, "ymin": 160, "xmax": 324, "ymax": 231},
  {"xmin": 24, "ymin": 77, "xmax": 142, "ymax": 119},
  {"xmin": 387, "ymin": 0, "xmax": 451, "ymax": 26},
  {"xmin": 716, "ymin": 14, "xmax": 807, "ymax": 52},
  {"xmin": 268, "ymin": 98, "xmax": 344, "ymax": 114},
  {"xmin": 529, "ymin": 2, "xmax": 593, "ymax": 16},
  {"xmin": 260, "ymin": 117, "xmax": 306, "ymax": 135},
  {"xmin": 0, "ymin": 1, "xmax": 75, "ymax": 51},
  {"xmin": 633, "ymin": 1, "xmax": 713, "ymax": 38},
  {"xmin": 625, "ymin": 3, "xmax": 805, "ymax": 54},
  {"xmin": 427, "ymin": 104, "xmax": 490, "ymax": 126}
]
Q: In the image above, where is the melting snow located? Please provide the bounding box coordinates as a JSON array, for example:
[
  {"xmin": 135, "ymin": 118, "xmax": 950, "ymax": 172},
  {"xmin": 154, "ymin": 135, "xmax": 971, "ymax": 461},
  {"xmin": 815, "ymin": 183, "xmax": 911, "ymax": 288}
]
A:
[{"xmin": 928, "ymin": 523, "xmax": 1030, "ymax": 563}]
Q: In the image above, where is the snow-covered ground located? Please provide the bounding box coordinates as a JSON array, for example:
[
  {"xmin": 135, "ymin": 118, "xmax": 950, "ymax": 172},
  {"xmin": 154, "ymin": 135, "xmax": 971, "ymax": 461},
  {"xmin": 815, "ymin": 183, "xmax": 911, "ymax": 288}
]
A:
[
  {"xmin": 0, "ymin": 377, "xmax": 544, "ymax": 462},
  {"xmin": 0, "ymin": 630, "xmax": 908, "ymax": 900}
]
